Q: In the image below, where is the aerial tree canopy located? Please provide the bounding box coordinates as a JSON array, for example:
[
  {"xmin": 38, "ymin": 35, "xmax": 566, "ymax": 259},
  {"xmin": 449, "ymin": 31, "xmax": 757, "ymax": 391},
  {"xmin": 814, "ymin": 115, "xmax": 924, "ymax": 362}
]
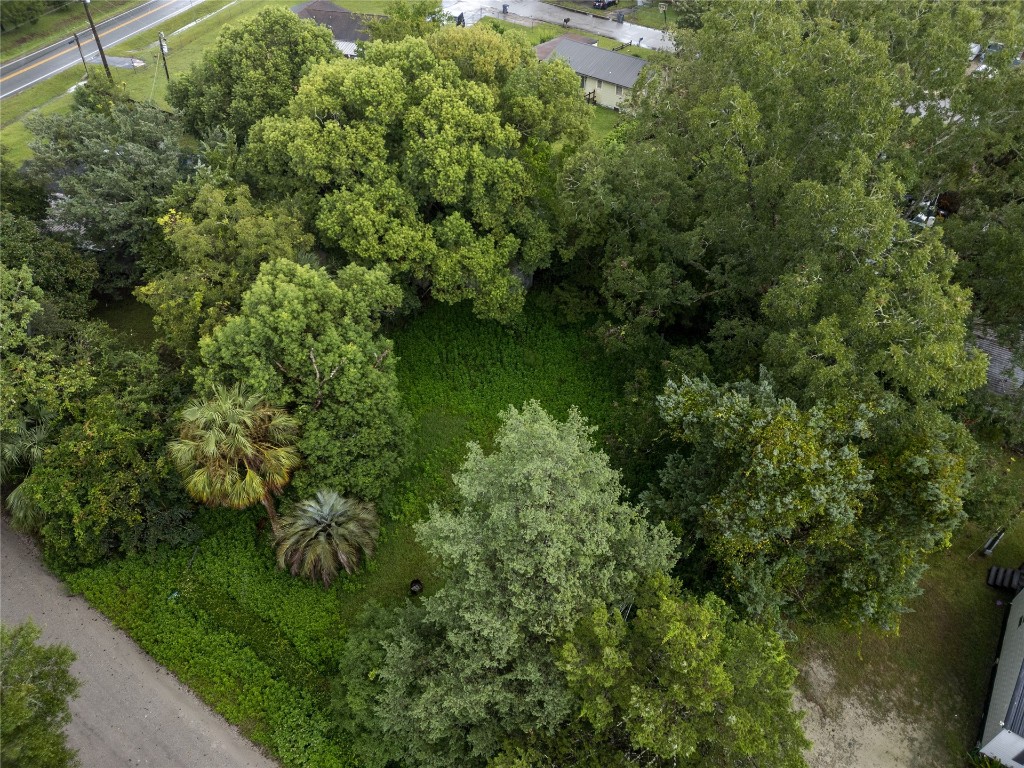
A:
[
  {"xmin": 137, "ymin": 181, "xmax": 314, "ymax": 366},
  {"xmin": 28, "ymin": 101, "xmax": 183, "ymax": 290},
  {"xmin": 167, "ymin": 7, "xmax": 338, "ymax": 140},
  {"xmin": 337, "ymin": 403, "xmax": 807, "ymax": 767},
  {"xmin": 198, "ymin": 259, "xmax": 406, "ymax": 499},
  {"xmin": 244, "ymin": 26, "xmax": 589, "ymax": 321}
]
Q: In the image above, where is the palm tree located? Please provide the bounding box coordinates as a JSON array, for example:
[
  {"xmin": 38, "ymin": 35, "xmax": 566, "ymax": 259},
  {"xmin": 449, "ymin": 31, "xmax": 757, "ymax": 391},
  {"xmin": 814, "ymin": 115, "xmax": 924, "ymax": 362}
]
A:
[
  {"xmin": 1, "ymin": 408, "xmax": 52, "ymax": 533},
  {"xmin": 169, "ymin": 383, "xmax": 300, "ymax": 531},
  {"xmin": 276, "ymin": 490, "xmax": 379, "ymax": 586}
]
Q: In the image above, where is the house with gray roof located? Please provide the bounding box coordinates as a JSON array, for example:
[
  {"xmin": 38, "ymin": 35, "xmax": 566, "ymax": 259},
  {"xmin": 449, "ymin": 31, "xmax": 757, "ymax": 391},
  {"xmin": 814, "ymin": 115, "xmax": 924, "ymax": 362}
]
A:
[
  {"xmin": 536, "ymin": 37, "xmax": 646, "ymax": 109},
  {"xmin": 291, "ymin": 0, "xmax": 369, "ymax": 58},
  {"xmin": 982, "ymin": 589, "xmax": 1024, "ymax": 766}
]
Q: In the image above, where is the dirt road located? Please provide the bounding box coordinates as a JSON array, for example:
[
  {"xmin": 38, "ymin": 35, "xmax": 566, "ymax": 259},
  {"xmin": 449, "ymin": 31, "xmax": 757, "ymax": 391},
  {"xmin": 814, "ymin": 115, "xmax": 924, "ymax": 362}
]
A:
[{"xmin": 0, "ymin": 516, "xmax": 277, "ymax": 768}]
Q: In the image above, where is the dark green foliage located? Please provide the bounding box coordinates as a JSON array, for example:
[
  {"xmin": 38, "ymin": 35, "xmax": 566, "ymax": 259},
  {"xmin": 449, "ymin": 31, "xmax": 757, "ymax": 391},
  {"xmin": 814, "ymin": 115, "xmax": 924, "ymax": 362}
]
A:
[
  {"xmin": 495, "ymin": 574, "xmax": 808, "ymax": 767},
  {"xmin": 653, "ymin": 374, "xmax": 872, "ymax": 626},
  {"xmin": 243, "ymin": 26, "xmax": 587, "ymax": 321},
  {"xmin": 336, "ymin": 403, "xmax": 677, "ymax": 768},
  {"xmin": 0, "ymin": 146, "xmax": 48, "ymax": 221},
  {"xmin": 385, "ymin": 294, "xmax": 624, "ymax": 520},
  {"xmin": 0, "ymin": 210, "xmax": 97, "ymax": 334},
  {"xmin": 276, "ymin": 491, "xmax": 379, "ymax": 585},
  {"xmin": 167, "ymin": 8, "xmax": 338, "ymax": 140},
  {"xmin": 0, "ymin": 621, "xmax": 80, "ymax": 768},
  {"xmin": 199, "ymin": 259, "xmax": 406, "ymax": 501},
  {"xmin": 28, "ymin": 102, "xmax": 184, "ymax": 289}
]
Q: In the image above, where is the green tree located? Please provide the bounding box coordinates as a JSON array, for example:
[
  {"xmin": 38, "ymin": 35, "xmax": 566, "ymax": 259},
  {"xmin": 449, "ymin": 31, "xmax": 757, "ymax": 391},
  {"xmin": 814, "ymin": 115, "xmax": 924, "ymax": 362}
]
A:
[
  {"xmin": 336, "ymin": 402, "xmax": 677, "ymax": 768},
  {"xmin": 653, "ymin": 375, "xmax": 873, "ymax": 626},
  {"xmin": 169, "ymin": 383, "xmax": 300, "ymax": 530},
  {"xmin": 365, "ymin": 0, "xmax": 450, "ymax": 42},
  {"xmin": 28, "ymin": 102, "xmax": 183, "ymax": 288},
  {"xmin": 244, "ymin": 26, "xmax": 587, "ymax": 321},
  {"xmin": 17, "ymin": 393, "xmax": 167, "ymax": 571},
  {"xmin": 198, "ymin": 259, "xmax": 405, "ymax": 500},
  {"xmin": 137, "ymin": 182, "xmax": 313, "ymax": 365},
  {"xmin": 493, "ymin": 573, "xmax": 808, "ymax": 768},
  {"xmin": 654, "ymin": 373, "xmax": 979, "ymax": 630},
  {"xmin": 0, "ymin": 621, "xmax": 80, "ymax": 768},
  {"xmin": 167, "ymin": 8, "xmax": 338, "ymax": 139},
  {"xmin": 276, "ymin": 490, "xmax": 379, "ymax": 585},
  {"xmin": 0, "ymin": 145, "xmax": 48, "ymax": 221},
  {"xmin": 562, "ymin": 2, "xmax": 908, "ymax": 349},
  {"xmin": 0, "ymin": 211, "xmax": 97, "ymax": 334}
]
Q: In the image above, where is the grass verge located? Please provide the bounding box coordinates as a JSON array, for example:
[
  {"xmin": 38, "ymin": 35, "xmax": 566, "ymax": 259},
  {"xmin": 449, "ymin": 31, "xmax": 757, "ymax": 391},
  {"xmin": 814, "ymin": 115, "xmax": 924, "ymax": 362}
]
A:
[{"xmin": 73, "ymin": 294, "xmax": 624, "ymax": 767}]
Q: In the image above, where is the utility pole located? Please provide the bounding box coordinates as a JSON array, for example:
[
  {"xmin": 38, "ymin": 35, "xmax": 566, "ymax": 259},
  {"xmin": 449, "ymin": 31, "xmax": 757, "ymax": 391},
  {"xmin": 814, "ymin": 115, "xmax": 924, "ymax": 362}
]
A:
[
  {"xmin": 81, "ymin": 0, "xmax": 112, "ymax": 82},
  {"xmin": 70, "ymin": 32, "xmax": 89, "ymax": 77},
  {"xmin": 158, "ymin": 32, "xmax": 170, "ymax": 82}
]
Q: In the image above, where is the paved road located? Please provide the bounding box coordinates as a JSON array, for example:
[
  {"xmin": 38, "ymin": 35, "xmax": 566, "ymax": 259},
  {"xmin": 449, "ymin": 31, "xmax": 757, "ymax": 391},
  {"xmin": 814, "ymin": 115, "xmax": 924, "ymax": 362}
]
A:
[
  {"xmin": 0, "ymin": 0, "xmax": 196, "ymax": 100},
  {"xmin": 0, "ymin": 517, "xmax": 278, "ymax": 768},
  {"xmin": 443, "ymin": 0, "xmax": 674, "ymax": 51}
]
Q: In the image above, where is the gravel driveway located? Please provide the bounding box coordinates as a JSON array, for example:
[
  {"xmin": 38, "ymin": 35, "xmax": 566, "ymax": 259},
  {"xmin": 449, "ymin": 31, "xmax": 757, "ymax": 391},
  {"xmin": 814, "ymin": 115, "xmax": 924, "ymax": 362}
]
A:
[{"xmin": 0, "ymin": 516, "xmax": 278, "ymax": 768}]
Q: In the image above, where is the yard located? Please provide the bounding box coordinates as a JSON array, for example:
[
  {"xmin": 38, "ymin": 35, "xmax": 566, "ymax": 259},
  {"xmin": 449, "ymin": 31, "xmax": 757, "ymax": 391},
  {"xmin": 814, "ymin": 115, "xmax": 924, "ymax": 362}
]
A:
[
  {"xmin": 69, "ymin": 292, "xmax": 628, "ymax": 767},
  {"xmin": 795, "ymin": 449, "xmax": 1024, "ymax": 767}
]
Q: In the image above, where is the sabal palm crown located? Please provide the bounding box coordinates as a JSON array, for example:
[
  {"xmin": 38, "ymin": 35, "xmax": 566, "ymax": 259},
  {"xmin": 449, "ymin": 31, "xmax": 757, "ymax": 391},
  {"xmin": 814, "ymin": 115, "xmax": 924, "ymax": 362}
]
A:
[
  {"xmin": 276, "ymin": 490, "xmax": 379, "ymax": 586},
  {"xmin": 169, "ymin": 383, "xmax": 300, "ymax": 525}
]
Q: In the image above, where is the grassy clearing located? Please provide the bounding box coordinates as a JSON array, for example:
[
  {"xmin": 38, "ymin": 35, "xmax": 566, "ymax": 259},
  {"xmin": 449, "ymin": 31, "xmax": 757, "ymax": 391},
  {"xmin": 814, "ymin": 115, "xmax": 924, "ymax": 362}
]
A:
[
  {"xmin": 1, "ymin": 0, "xmax": 144, "ymax": 64},
  {"xmin": 73, "ymin": 294, "xmax": 624, "ymax": 767},
  {"xmin": 795, "ymin": 445, "xmax": 1024, "ymax": 763},
  {"xmin": 381, "ymin": 293, "xmax": 625, "ymax": 521},
  {"xmin": 590, "ymin": 105, "xmax": 622, "ymax": 138}
]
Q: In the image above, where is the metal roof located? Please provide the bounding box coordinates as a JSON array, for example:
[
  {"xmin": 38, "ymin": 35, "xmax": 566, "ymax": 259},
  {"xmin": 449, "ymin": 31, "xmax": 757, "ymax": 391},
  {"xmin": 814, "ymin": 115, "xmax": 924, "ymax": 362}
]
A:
[
  {"xmin": 538, "ymin": 38, "xmax": 646, "ymax": 89},
  {"xmin": 974, "ymin": 328, "xmax": 1024, "ymax": 396},
  {"xmin": 1008, "ymin": 659, "xmax": 1024, "ymax": 737}
]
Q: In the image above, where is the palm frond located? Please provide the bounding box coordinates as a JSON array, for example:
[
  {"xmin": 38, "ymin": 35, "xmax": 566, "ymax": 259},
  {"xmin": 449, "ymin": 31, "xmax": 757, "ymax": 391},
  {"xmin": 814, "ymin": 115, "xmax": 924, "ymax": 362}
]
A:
[{"xmin": 275, "ymin": 490, "xmax": 379, "ymax": 586}]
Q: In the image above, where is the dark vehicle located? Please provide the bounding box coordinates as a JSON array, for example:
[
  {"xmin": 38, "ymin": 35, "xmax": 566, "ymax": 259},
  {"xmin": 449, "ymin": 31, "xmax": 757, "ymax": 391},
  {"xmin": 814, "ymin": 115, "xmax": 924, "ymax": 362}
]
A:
[{"xmin": 593, "ymin": 0, "xmax": 617, "ymax": 8}]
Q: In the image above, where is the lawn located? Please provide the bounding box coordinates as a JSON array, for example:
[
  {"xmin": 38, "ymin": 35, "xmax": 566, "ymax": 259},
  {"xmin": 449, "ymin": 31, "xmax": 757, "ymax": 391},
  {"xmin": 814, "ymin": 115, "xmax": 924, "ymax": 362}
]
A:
[
  {"xmin": 70, "ymin": 293, "xmax": 627, "ymax": 768},
  {"xmin": 1, "ymin": 0, "xmax": 145, "ymax": 64},
  {"xmin": 795, "ymin": 444, "xmax": 1024, "ymax": 764},
  {"xmin": 590, "ymin": 105, "xmax": 622, "ymax": 138}
]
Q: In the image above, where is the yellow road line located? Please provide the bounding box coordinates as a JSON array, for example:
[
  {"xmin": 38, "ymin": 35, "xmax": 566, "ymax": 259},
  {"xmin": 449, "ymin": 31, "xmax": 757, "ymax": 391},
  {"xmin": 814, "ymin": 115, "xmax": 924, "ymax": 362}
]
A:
[{"xmin": 0, "ymin": 1, "xmax": 171, "ymax": 84}]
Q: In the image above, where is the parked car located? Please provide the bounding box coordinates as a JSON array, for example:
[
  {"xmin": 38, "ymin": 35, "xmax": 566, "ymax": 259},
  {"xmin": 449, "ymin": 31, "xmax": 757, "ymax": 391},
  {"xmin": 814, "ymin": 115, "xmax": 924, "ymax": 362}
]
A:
[{"xmin": 593, "ymin": 0, "xmax": 617, "ymax": 8}]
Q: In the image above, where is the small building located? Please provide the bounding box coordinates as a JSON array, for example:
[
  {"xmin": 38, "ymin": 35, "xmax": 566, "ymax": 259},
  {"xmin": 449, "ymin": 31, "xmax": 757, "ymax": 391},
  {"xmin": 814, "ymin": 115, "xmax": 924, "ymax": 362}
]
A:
[
  {"xmin": 536, "ymin": 37, "xmax": 645, "ymax": 110},
  {"xmin": 982, "ymin": 588, "xmax": 1024, "ymax": 766},
  {"xmin": 291, "ymin": 0, "xmax": 369, "ymax": 58}
]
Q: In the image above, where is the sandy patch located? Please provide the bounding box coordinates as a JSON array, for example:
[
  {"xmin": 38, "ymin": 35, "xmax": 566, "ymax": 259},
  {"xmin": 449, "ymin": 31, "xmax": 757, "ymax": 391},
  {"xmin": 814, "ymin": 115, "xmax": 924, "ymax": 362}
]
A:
[{"xmin": 798, "ymin": 657, "xmax": 937, "ymax": 768}]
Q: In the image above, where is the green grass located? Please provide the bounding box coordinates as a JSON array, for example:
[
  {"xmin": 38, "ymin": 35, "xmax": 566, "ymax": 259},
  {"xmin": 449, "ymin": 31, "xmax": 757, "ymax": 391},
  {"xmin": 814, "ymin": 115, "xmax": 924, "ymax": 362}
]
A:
[
  {"xmin": 794, "ymin": 445, "xmax": 1024, "ymax": 763},
  {"xmin": 1, "ymin": 0, "xmax": 145, "ymax": 64},
  {"xmin": 589, "ymin": 105, "xmax": 622, "ymax": 138},
  {"xmin": 629, "ymin": 4, "xmax": 684, "ymax": 30},
  {"xmin": 72, "ymin": 293, "xmax": 625, "ymax": 767},
  {"xmin": 381, "ymin": 293, "xmax": 625, "ymax": 521}
]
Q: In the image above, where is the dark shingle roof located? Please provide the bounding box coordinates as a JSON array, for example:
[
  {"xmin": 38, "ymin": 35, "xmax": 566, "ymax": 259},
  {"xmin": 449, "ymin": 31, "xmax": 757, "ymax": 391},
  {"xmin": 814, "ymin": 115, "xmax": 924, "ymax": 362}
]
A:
[
  {"xmin": 537, "ymin": 38, "xmax": 645, "ymax": 89},
  {"xmin": 291, "ymin": 0, "xmax": 369, "ymax": 43}
]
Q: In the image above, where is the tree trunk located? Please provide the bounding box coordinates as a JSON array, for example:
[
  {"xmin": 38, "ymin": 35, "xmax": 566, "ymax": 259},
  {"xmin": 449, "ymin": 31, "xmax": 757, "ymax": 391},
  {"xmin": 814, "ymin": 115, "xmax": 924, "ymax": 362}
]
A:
[{"xmin": 261, "ymin": 492, "xmax": 281, "ymax": 536}]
